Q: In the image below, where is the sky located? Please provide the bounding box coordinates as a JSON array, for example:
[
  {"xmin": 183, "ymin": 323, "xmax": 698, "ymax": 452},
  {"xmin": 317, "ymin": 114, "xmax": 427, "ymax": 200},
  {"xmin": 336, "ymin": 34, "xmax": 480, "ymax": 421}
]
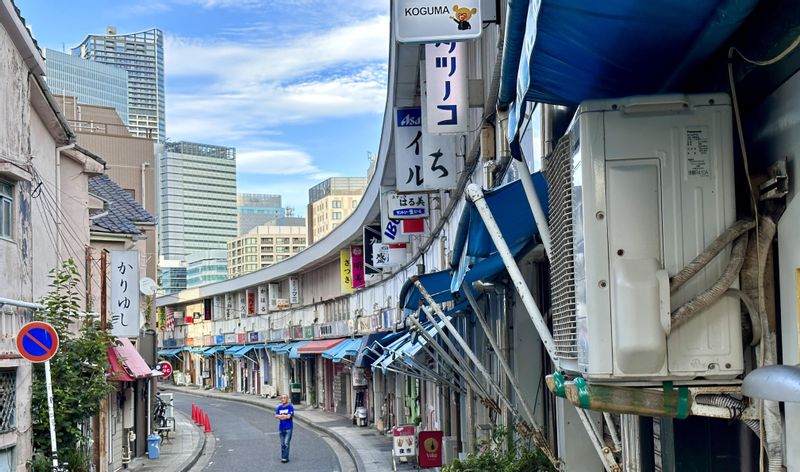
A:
[{"xmin": 16, "ymin": 0, "xmax": 390, "ymax": 215}]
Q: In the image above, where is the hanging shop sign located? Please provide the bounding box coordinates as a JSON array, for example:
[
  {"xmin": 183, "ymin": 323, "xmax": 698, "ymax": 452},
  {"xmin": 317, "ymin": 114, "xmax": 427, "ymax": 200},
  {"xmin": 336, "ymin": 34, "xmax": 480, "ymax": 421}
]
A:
[
  {"xmin": 214, "ymin": 335, "xmax": 224, "ymax": 344},
  {"xmin": 237, "ymin": 333, "xmax": 246, "ymax": 343},
  {"xmin": 352, "ymin": 367, "xmax": 368, "ymax": 387},
  {"xmin": 422, "ymin": 131, "xmax": 458, "ymax": 190},
  {"xmin": 393, "ymin": 425, "xmax": 417, "ymax": 458},
  {"xmin": 395, "ymin": 108, "xmax": 425, "ymax": 192},
  {"xmin": 363, "ymin": 225, "xmax": 382, "ymax": 275},
  {"xmin": 381, "ymin": 191, "xmax": 410, "ymax": 244},
  {"xmin": 249, "ymin": 332, "xmax": 260, "ymax": 343},
  {"xmin": 276, "ymin": 298, "xmax": 290, "ymax": 309},
  {"xmin": 237, "ymin": 291, "xmax": 246, "ymax": 318},
  {"xmin": 351, "ymin": 245, "xmax": 365, "ymax": 289},
  {"xmin": 387, "ymin": 192, "xmax": 429, "ymax": 219},
  {"xmin": 288, "ymin": 277, "xmax": 300, "ymax": 305},
  {"xmin": 224, "ymin": 333, "xmax": 237, "ymax": 344},
  {"xmin": 246, "ymin": 289, "xmax": 256, "ymax": 316},
  {"xmin": 204, "ymin": 299, "xmax": 212, "ymax": 320},
  {"xmin": 213, "ymin": 296, "xmax": 223, "ymax": 320},
  {"xmin": 302, "ymin": 326, "xmax": 314, "ymax": 339},
  {"xmin": 424, "ymin": 42, "xmax": 468, "ymax": 134},
  {"xmin": 258, "ymin": 285, "xmax": 268, "ymax": 314},
  {"xmin": 340, "ymin": 249, "xmax": 353, "ymax": 294},
  {"xmin": 225, "ymin": 293, "xmax": 233, "ymax": 317},
  {"xmin": 268, "ymin": 283, "xmax": 279, "ymax": 311},
  {"xmin": 394, "ymin": 0, "xmax": 482, "ymax": 43},
  {"xmin": 372, "ymin": 243, "xmax": 408, "ymax": 268},
  {"xmin": 204, "ymin": 335, "xmax": 213, "ymax": 345},
  {"xmin": 110, "ymin": 251, "xmax": 140, "ymax": 337}
]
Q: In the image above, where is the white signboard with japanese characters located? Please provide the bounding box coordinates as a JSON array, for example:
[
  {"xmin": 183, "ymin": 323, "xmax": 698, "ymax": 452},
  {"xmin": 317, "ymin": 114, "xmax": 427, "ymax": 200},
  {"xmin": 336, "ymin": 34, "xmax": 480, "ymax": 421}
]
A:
[
  {"xmin": 289, "ymin": 277, "xmax": 300, "ymax": 305},
  {"xmin": 237, "ymin": 291, "xmax": 246, "ymax": 318},
  {"xmin": 110, "ymin": 251, "xmax": 140, "ymax": 337},
  {"xmin": 425, "ymin": 42, "xmax": 468, "ymax": 134},
  {"xmin": 380, "ymin": 189, "xmax": 411, "ymax": 243},
  {"xmin": 395, "ymin": 108, "xmax": 425, "ymax": 192},
  {"xmin": 268, "ymin": 283, "xmax": 279, "ymax": 311},
  {"xmin": 422, "ymin": 131, "xmax": 458, "ymax": 190},
  {"xmin": 387, "ymin": 192, "xmax": 429, "ymax": 219},
  {"xmin": 372, "ymin": 243, "xmax": 408, "ymax": 268},
  {"xmin": 258, "ymin": 286, "xmax": 268, "ymax": 314},
  {"xmin": 394, "ymin": 0, "xmax": 482, "ymax": 43}
]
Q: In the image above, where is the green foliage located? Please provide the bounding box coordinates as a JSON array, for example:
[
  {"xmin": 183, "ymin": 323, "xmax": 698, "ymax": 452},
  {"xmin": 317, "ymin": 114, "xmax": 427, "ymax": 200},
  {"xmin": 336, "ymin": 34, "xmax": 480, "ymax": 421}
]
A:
[
  {"xmin": 29, "ymin": 259, "xmax": 115, "ymax": 468},
  {"xmin": 443, "ymin": 426, "xmax": 557, "ymax": 472}
]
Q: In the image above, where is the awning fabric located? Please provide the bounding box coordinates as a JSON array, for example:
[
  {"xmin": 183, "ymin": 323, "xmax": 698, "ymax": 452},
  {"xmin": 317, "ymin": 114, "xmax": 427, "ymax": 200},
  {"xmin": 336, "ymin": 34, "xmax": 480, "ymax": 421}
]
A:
[
  {"xmin": 108, "ymin": 338, "xmax": 152, "ymax": 382},
  {"xmin": 158, "ymin": 348, "xmax": 182, "ymax": 357},
  {"xmin": 356, "ymin": 331, "xmax": 406, "ymax": 369},
  {"xmin": 372, "ymin": 311, "xmax": 459, "ymax": 374},
  {"xmin": 266, "ymin": 343, "xmax": 288, "ymax": 352},
  {"xmin": 322, "ymin": 338, "xmax": 362, "ymax": 363},
  {"xmin": 449, "ymin": 172, "xmax": 548, "ymax": 293},
  {"xmin": 201, "ymin": 346, "xmax": 225, "ymax": 357},
  {"xmin": 297, "ymin": 338, "xmax": 345, "ymax": 355},
  {"xmin": 224, "ymin": 345, "xmax": 245, "ymax": 356},
  {"xmin": 505, "ymin": 0, "xmax": 757, "ymax": 139},
  {"xmin": 288, "ymin": 341, "xmax": 311, "ymax": 359},
  {"xmin": 233, "ymin": 345, "xmax": 258, "ymax": 358},
  {"xmin": 399, "ymin": 269, "xmax": 455, "ymax": 311}
]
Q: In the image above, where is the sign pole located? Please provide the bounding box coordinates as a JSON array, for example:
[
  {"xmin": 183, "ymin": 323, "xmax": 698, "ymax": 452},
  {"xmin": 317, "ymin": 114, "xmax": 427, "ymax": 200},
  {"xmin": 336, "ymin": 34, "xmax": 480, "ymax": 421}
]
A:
[{"xmin": 44, "ymin": 359, "xmax": 59, "ymax": 469}]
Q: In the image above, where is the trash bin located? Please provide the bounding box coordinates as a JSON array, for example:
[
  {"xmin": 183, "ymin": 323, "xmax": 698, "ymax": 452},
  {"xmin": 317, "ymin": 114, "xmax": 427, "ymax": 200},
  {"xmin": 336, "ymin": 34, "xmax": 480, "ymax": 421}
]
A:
[
  {"xmin": 290, "ymin": 383, "xmax": 302, "ymax": 404},
  {"xmin": 147, "ymin": 434, "xmax": 161, "ymax": 459}
]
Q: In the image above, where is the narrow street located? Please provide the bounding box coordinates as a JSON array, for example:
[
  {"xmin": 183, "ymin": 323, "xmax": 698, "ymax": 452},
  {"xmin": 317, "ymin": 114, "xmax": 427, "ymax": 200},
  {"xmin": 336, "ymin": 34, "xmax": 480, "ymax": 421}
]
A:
[{"xmin": 173, "ymin": 392, "xmax": 342, "ymax": 472}]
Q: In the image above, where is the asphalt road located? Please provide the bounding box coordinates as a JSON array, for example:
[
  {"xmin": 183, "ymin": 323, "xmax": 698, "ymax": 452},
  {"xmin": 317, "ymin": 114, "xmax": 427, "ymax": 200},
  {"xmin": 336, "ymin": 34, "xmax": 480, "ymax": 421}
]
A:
[{"xmin": 173, "ymin": 392, "xmax": 341, "ymax": 472}]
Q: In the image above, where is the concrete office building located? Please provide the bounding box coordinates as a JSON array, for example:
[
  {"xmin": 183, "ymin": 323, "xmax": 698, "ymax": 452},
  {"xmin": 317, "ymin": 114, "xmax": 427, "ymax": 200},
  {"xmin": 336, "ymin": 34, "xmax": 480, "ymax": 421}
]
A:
[
  {"xmin": 43, "ymin": 48, "xmax": 129, "ymax": 124},
  {"xmin": 227, "ymin": 221, "xmax": 307, "ymax": 277},
  {"xmin": 73, "ymin": 26, "xmax": 165, "ymax": 141},
  {"xmin": 186, "ymin": 250, "xmax": 228, "ymax": 288},
  {"xmin": 237, "ymin": 193, "xmax": 285, "ymax": 234},
  {"xmin": 307, "ymin": 177, "xmax": 366, "ymax": 243}
]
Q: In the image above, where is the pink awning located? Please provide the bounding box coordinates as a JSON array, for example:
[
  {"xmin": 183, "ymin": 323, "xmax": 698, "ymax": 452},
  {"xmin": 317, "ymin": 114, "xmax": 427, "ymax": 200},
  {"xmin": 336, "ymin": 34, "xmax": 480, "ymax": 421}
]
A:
[
  {"xmin": 297, "ymin": 338, "xmax": 345, "ymax": 354},
  {"xmin": 108, "ymin": 337, "xmax": 152, "ymax": 382}
]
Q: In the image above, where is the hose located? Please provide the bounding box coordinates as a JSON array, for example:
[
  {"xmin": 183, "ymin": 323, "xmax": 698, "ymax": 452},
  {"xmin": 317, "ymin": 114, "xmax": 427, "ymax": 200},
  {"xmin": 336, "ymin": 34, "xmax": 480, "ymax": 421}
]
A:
[
  {"xmin": 670, "ymin": 218, "xmax": 755, "ymax": 293},
  {"xmin": 726, "ymin": 288, "xmax": 762, "ymax": 347},
  {"xmin": 671, "ymin": 232, "xmax": 748, "ymax": 330}
]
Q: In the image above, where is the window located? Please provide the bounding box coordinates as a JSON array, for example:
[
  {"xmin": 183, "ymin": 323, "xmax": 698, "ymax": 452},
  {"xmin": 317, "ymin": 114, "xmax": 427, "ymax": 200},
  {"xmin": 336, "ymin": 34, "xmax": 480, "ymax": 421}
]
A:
[
  {"xmin": 0, "ymin": 181, "xmax": 12, "ymax": 239},
  {"xmin": 292, "ymin": 238, "xmax": 305, "ymax": 244},
  {"xmin": 332, "ymin": 200, "xmax": 342, "ymax": 208},
  {"xmin": 0, "ymin": 369, "xmax": 16, "ymax": 433},
  {"xmin": 352, "ymin": 199, "xmax": 358, "ymax": 208},
  {"xmin": 261, "ymin": 237, "xmax": 274, "ymax": 244},
  {"xmin": 332, "ymin": 211, "xmax": 342, "ymax": 220}
]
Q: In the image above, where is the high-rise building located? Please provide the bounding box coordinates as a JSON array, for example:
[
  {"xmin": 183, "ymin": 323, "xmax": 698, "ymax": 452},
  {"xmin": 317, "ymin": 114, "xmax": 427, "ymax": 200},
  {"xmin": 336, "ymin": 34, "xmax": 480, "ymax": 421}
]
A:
[
  {"xmin": 237, "ymin": 193, "xmax": 286, "ymax": 234},
  {"xmin": 227, "ymin": 220, "xmax": 307, "ymax": 277},
  {"xmin": 186, "ymin": 250, "xmax": 228, "ymax": 287},
  {"xmin": 158, "ymin": 141, "xmax": 237, "ymax": 288},
  {"xmin": 73, "ymin": 26, "xmax": 165, "ymax": 141},
  {"xmin": 307, "ymin": 177, "xmax": 367, "ymax": 243},
  {"xmin": 43, "ymin": 48, "xmax": 129, "ymax": 124}
]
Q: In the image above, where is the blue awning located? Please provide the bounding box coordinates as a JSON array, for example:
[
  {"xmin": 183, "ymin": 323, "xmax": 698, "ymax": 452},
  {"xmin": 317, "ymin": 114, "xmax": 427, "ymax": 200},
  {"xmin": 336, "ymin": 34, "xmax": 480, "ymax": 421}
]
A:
[
  {"xmin": 356, "ymin": 331, "xmax": 406, "ymax": 369},
  {"xmin": 188, "ymin": 347, "xmax": 206, "ymax": 354},
  {"xmin": 322, "ymin": 338, "xmax": 362, "ymax": 363},
  {"xmin": 158, "ymin": 348, "xmax": 182, "ymax": 358},
  {"xmin": 224, "ymin": 345, "xmax": 245, "ymax": 356},
  {"xmin": 266, "ymin": 343, "xmax": 288, "ymax": 352},
  {"xmin": 399, "ymin": 269, "xmax": 455, "ymax": 311},
  {"xmin": 288, "ymin": 341, "xmax": 311, "ymax": 359},
  {"xmin": 449, "ymin": 172, "xmax": 548, "ymax": 293},
  {"xmin": 200, "ymin": 346, "xmax": 225, "ymax": 357},
  {"xmin": 233, "ymin": 345, "xmax": 259, "ymax": 358},
  {"xmin": 504, "ymin": 0, "xmax": 757, "ymax": 139}
]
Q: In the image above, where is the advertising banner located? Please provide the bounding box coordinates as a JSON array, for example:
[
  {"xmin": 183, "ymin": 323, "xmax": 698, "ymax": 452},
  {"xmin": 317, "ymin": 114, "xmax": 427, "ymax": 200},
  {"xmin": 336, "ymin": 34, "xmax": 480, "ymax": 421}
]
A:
[
  {"xmin": 422, "ymin": 131, "xmax": 458, "ymax": 190},
  {"xmin": 395, "ymin": 108, "xmax": 425, "ymax": 192},
  {"xmin": 340, "ymin": 249, "xmax": 353, "ymax": 294},
  {"xmin": 418, "ymin": 431, "xmax": 444, "ymax": 468},
  {"xmin": 387, "ymin": 192, "xmax": 429, "ymax": 219},
  {"xmin": 258, "ymin": 285, "xmax": 268, "ymax": 314},
  {"xmin": 363, "ymin": 225, "xmax": 382, "ymax": 275},
  {"xmin": 246, "ymin": 290, "xmax": 256, "ymax": 316},
  {"xmin": 424, "ymin": 42, "xmax": 468, "ymax": 134}
]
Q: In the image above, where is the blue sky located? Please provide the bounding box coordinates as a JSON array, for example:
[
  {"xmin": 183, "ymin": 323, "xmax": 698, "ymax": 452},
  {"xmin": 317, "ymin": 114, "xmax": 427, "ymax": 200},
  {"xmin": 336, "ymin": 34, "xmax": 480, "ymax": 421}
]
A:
[{"xmin": 17, "ymin": 0, "xmax": 390, "ymax": 215}]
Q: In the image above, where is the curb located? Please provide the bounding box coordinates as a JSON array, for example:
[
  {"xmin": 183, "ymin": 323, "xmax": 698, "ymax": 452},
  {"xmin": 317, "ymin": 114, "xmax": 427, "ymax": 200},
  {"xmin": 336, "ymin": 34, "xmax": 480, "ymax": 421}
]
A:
[
  {"xmin": 163, "ymin": 385, "xmax": 363, "ymax": 472},
  {"xmin": 176, "ymin": 408, "xmax": 207, "ymax": 472}
]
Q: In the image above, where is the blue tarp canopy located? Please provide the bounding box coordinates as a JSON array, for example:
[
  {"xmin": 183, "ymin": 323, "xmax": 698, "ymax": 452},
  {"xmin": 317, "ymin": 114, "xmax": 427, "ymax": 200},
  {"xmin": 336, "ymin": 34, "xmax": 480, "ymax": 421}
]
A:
[
  {"xmin": 449, "ymin": 172, "xmax": 548, "ymax": 293},
  {"xmin": 266, "ymin": 343, "xmax": 289, "ymax": 352},
  {"xmin": 233, "ymin": 345, "xmax": 259, "ymax": 358},
  {"xmin": 504, "ymin": 0, "xmax": 758, "ymax": 138},
  {"xmin": 356, "ymin": 331, "xmax": 406, "ymax": 369},
  {"xmin": 158, "ymin": 348, "xmax": 182, "ymax": 357},
  {"xmin": 200, "ymin": 346, "xmax": 225, "ymax": 357},
  {"xmin": 322, "ymin": 338, "xmax": 362, "ymax": 363},
  {"xmin": 399, "ymin": 269, "xmax": 455, "ymax": 311},
  {"xmin": 188, "ymin": 347, "xmax": 206, "ymax": 354},
  {"xmin": 287, "ymin": 341, "xmax": 311, "ymax": 359},
  {"xmin": 224, "ymin": 345, "xmax": 245, "ymax": 356}
]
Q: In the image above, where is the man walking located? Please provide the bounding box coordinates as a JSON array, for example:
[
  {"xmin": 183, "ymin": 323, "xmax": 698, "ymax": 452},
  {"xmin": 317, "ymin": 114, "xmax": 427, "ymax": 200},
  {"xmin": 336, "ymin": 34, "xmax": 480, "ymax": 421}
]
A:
[{"xmin": 275, "ymin": 394, "xmax": 295, "ymax": 463}]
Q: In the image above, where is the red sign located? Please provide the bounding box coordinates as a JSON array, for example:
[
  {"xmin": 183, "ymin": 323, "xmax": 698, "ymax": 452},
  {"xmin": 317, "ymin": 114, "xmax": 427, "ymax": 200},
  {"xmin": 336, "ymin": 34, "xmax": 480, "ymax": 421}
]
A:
[
  {"xmin": 16, "ymin": 321, "xmax": 60, "ymax": 363},
  {"xmin": 418, "ymin": 431, "xmax": 443, "ymax": 468},
  {"xmin": 351, "ymin": 245, "xmax": 365, "ymax": 289},
  {"xmin": 157, "ymin": 360, "xmax": 173, "ymax": 378},
  {"xmin": 247, "ymin": 291, "xmax": 256, "ymax": 315}
]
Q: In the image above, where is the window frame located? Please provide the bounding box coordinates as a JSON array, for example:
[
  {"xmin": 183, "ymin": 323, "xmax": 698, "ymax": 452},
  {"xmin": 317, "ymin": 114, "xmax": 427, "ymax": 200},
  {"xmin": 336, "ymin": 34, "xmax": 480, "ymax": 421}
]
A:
[{"xmin": 0, "ymin": 180, "xmax": 13, "ymax": 241}]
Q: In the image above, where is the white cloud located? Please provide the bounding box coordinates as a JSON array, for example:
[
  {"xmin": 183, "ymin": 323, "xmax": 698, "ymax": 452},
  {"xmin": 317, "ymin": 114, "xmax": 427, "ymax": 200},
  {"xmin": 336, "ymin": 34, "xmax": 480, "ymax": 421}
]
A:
[{"xmin": 236, "ymin": 148, "xmax": 318, "ymax": 175}]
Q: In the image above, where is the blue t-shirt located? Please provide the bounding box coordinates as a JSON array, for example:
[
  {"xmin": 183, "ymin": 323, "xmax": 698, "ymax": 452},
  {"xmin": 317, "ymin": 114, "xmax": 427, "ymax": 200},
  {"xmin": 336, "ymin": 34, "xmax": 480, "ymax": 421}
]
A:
[{"xmin": 276, "ymin": 404, "xmax": 294, "ymax": 430}]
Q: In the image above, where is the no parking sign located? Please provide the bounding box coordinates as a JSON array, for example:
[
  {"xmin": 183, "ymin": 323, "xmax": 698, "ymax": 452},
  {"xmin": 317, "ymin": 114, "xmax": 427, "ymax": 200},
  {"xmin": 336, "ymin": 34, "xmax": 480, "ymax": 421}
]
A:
[{"xmin": 16, "ymin": 322, "xmax": 59, "ymax": 363}]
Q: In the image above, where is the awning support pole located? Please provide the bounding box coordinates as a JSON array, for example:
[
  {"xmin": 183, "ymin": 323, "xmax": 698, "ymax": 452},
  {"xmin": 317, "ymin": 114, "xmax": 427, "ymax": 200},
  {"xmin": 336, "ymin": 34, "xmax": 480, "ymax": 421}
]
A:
[
  {"xmin": 465, "ymin": 183, "xmax": 558, "ymax": 363},
  {"xmin": 512, "ymin": 158, "xmax": 551, "ymax": 256},
  {"xmin": 400, "ymin": 354, "xmax": 464, "ymax": 392}
]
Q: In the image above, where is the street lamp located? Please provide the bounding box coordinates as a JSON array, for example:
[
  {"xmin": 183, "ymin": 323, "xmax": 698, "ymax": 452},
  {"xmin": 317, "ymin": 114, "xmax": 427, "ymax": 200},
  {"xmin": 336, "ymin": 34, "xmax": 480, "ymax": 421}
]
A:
[{"xmin": 742, "ymin": 364, "xmax": 800, "ymax": 402}]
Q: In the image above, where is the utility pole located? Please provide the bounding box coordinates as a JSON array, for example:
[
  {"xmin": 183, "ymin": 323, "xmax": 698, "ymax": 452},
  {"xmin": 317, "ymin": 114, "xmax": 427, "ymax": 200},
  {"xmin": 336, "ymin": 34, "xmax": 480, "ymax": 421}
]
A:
[
  {"xmin": 89, "ymin": 247, "xmax": 99, "ymax": 470},
  {"xmin": 98, "ymin": 250, "xmax": 109, "ymax": 472}
]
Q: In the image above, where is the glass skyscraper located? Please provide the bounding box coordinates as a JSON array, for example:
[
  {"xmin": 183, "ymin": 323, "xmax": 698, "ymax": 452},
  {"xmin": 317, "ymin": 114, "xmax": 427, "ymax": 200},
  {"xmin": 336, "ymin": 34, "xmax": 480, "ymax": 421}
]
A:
[
  {"xmin": 43, "ymin": 48, "xmax": 129, "ymax": 124},
  {"xmin": 73, "ymin": 26, "xmax": 165, "ymax": 142}
]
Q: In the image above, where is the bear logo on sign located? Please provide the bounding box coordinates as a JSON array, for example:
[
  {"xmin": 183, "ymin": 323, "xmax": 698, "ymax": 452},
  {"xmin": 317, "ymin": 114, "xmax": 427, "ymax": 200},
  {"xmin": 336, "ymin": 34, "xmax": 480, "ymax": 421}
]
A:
[{"xmin": 450, "ymin": 4, "xmax": 477, "ymax": 30}]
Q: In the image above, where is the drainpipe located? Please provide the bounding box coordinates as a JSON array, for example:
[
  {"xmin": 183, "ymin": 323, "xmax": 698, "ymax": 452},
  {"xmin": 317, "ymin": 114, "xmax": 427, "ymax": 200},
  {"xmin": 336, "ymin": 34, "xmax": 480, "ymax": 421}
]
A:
[
  {"xmin": 55, "ymin": 143, "xmax": 76, "ymax": 260},
  {"xmin": 141, "ymin": 162, "xmax": 150, "ymax": 210}
]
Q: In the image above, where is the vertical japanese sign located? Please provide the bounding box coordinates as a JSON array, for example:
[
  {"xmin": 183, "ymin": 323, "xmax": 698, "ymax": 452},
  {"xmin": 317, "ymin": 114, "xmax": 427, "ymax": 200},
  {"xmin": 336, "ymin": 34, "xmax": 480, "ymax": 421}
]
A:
[
  {"xmin": 340, "ymin": 249, "xmax": 353, "ymax": 294},
  {"xmin": 425, "ymin": 42, "xmax": 468, "ymax": 134},
  {"xmin": 363, "ymin": 225, "xmax": 382, "ymax": 275},
  {"xmin": 225, "ymin": 293, "xmax": 233, "ymax": 318},
  {"xmin": 268, "ymin": 283, "xmax": 279, "ymax": 311},
  {"xmin": 373, "ymin": 243, "xmax": 407, "ymax": 268},
  {"xmin": 395, "ymin": 108, "xmax": 425, "ymax": 192},
  {"xmin": 110, "ymin": 251, "xmax": 140, "ymax": 337},
  {"xmin": 351, "ymin": 245, "xmax": 365, "ymax": 289},
  {"xmin": 213, "ymin": 296, "xmax": 223, "ymax": 320},
  {"xmin": 204, "ymin": 299, "xmax": 212, "ymax": 320},
  {"xmin": 422, "ymin": 132, "xmax": 458, "ymax": 190},
  {"xmin": 288, "ymin": 277, "xmax": 300, "ymax": 305},
  {"xmin": 237, "ymin": 291, "xmax": 246, "ymax": 318},
  {"xmin": 246, "ymin": 290, "xmax": 256, "ymax": 316},
  {"xmin": 258, "ymin": 285, "xmax": 268, "ymax": 314}
]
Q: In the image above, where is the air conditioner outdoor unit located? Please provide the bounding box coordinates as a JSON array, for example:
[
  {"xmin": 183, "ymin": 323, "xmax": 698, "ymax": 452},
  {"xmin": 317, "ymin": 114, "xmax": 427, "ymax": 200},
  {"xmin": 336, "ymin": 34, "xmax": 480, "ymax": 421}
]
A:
[{"xmin": 547, "ymin": 93, "xmax": 743, "ymax": 382}]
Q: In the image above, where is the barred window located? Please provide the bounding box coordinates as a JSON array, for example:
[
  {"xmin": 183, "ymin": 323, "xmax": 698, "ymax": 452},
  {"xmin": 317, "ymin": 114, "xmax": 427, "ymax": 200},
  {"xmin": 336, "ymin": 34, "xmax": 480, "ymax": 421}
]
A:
[{"xmin": 0, "ymin": 370, "xmax": 16, "ymax": 433}]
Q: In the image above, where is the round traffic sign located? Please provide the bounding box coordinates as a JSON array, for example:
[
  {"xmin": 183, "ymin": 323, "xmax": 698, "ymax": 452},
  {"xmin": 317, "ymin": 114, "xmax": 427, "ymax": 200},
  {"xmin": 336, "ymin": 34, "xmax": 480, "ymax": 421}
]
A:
[
  {"xmin": 157, "ymin": 361, "xmax": 173, "ymax": 378},
  {"xmin": 16, "ymin": 322, "xmax": 60, "ymax": 363}
]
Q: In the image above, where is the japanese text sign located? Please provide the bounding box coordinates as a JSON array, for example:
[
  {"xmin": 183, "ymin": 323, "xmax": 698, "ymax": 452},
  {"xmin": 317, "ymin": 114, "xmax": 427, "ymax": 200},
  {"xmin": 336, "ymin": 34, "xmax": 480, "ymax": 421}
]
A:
[
  {"xmin": 110, "ymin": 251, "xmax": 140, "ymax": 337},
  {"xmin": 289, "ymin": 277, "xmax": 300, "ymax": 305},
  {"xmin": 268, "ymin": 283, "xmax": 279, "ymax": 311},
  {"xmin": 422, "ymin": 131, "xmax": 458, "ymax": 190},
  {"xmin": 392, "ymin": 425, "xmax": 416, "ymax": 457},
  {"xmin": 363, "ymin": 225, "xmax": 383, "ymax": 275},
  {"xmin": 373, "ymin": 243, "xmax": 407, "ymax": 268},
  {"xmin": 395, "ymin": 108, "xmax": 425, "ymax": 192},
  {"xmin": 340, "ymin": 249, "xmax": 353, "ymax": 294},
  {"xmin": 350, "ymin": 245, "xmax": 365, "ymax": 289},
  {"xmin": 387, "ymin": 192, "xmax": 429, "ymax": 219},
  {"xmin": 246, "ymin": 290, "xmax": 256, "ymax": 316},
  {"xmin": 425, "ymin": 42, "xmax": 468, "ymax": 134},
  {"xmin": 381, "ymin": 189, "xmax": 410, "ymax": 243},
  {"xmin": 258, "ymin": 286, "xmax": 268, "ymax": 314},
  {"xmin": 394, "ymin": 0, "xmax": 482, "ymax": 43}
]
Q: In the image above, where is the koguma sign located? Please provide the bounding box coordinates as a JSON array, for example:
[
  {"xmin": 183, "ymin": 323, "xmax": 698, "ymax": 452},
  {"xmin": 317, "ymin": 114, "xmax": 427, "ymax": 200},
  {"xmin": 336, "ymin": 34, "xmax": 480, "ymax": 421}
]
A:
[{"xmin": 394, "ymin": 0, "xmax": 482, "ymax": 43}]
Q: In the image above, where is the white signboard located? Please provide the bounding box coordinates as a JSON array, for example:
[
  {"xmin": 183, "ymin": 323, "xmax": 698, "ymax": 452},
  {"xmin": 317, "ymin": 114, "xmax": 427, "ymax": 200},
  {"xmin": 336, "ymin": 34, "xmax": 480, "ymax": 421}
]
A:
[
  {"xmin": 258, "ymin": 285, "xmax": 268, "ymax": 314},
  {"xmin": 225, "ymin": 293, "xmax": 233, "ymax": 318},
  {"xmin": 394, "ymin": 0, "xmax": 482, "ymax": 43},
  {"xmin": 268, "ymin": 283, "xmax": 279, "ymax": 311},
  {"xmin": 372, "ymin": 243, "xmax": 408, "ymax": 268},
  {"xmin": 288, "ymin": 277, "xmax": 300, "ymax": 305},
  {"xmin": 395, "ymin": 108, "xmax": 425, "ymax": 192},
  {"xmin": 387, "ymin": 192, "xmax": 429, "ymax": 219},
  {"xmin": 110, "ymin": 251, "xmax": 140, "ymax": 337},
  {"xmin": 425, "ymin": 42, "xmax": 468, "ymax": 134},
  {"xmin": 237, "ymin": 291, "xmax": 246, "ymax": 318},
  {"xmin": 380, "ymin": 189, "xmax": 410, "ymax": 243},
  {"xmin": 213, "ymin": 296, "xmax": 223, "ymax": 320},
  {"xmin": 422, "ymin": 131, "xmax": 458, "ymax": 190}
]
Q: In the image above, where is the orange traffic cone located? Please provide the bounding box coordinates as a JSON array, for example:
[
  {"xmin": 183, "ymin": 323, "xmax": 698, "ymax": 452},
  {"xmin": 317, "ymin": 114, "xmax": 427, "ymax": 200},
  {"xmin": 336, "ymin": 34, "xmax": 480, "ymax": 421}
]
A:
[
  {"xmin": 196, "ymin": 408, "xmax": 203, "ymax": 425},
  {"xmin": 191, "ymin": 404, "xmax": 197, "ymax": 422},
  {"xmin": 204, "ymin": 413, "xmax": 212, "ymax": 433}
]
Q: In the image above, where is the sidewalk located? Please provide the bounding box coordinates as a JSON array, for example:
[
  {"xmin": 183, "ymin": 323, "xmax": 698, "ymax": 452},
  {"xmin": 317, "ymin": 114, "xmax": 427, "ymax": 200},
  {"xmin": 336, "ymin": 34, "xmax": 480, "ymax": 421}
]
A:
[
  {"xmin": 128, "ymin": 407, "xmax": 207, "ymax": 472},
  {"xmin": 161, "ymin": 384, "xmax": 401, "ymax": 472}
]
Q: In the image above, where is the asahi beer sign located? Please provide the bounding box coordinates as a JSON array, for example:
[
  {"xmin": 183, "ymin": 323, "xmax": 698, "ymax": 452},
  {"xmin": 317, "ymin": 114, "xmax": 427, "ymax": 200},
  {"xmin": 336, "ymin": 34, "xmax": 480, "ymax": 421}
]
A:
[
  {"xmin": 394, "ymin": 0, "xmax": 482, "ymax": 43},
  {"xmin": 395, "ymin": 108, "xmax": 425, "ymax": 192}
]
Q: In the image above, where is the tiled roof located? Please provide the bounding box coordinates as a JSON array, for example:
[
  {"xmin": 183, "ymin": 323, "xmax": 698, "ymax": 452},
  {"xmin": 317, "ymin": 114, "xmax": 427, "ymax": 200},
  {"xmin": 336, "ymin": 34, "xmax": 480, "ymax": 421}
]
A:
[{"xmin": 89, "ymin": 175, "xmax": 154, "ymax": 236}]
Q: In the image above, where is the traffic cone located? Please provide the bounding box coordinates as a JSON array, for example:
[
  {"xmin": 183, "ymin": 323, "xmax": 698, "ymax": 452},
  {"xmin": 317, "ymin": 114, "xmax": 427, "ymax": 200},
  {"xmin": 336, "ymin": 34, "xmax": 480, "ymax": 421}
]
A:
[
  {"xmin": 191, "ymin": 404, "xmax": 197, "ymax": 422},
  {"xmin": 204, "ymin": 413, "xmax": 212, "ymax": 433},
  {"xmin": 196, "ymin": 408, "xmax": 203, "ymax": 425}
]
